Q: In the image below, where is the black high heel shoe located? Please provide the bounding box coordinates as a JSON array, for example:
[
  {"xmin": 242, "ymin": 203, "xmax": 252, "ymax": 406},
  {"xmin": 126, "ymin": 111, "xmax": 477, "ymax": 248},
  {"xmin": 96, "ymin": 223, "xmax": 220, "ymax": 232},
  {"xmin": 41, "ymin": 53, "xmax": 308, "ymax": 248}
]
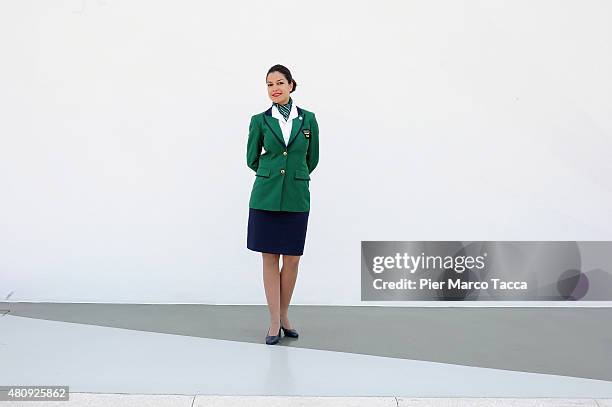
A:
[
  {"xmin": 281, "ymin": 323, "xmax": 299, "ymax": 338},
  {"xmin": 265, "ymin": 326, "xmax": 282, "ymax": 345}
]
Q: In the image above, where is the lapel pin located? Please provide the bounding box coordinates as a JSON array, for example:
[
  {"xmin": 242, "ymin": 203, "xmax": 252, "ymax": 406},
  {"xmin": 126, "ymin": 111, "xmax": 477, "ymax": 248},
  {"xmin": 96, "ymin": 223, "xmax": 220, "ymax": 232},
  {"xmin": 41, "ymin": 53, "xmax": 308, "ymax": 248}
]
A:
[
  {"xmin": 302, "ymin": 129, "xmax": 310, "ymax": 138},
  {"xmin": 299, "ymin": 116, "xmax": 303, "ymax": 120}
]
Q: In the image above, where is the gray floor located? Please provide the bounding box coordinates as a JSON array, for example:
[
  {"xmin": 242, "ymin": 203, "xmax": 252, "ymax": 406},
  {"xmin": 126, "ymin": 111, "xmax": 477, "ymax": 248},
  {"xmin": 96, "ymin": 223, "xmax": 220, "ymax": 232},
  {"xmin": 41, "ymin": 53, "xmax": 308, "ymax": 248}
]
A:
[
  {"xmin": 1, "ymin": 302, "xmax": 612, "ymax": 399},
  {"xmin": 2, "ymin": 302, "xmax": 611, "ymax": 381}
]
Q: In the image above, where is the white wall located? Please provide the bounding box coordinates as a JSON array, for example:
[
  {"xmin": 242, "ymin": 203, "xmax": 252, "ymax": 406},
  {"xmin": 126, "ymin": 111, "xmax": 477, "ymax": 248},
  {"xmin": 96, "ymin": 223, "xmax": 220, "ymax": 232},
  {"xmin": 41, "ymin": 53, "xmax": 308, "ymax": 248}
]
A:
[{"xmin": 1, "ymin": 0, "xmax": 611, "ymax": 305}]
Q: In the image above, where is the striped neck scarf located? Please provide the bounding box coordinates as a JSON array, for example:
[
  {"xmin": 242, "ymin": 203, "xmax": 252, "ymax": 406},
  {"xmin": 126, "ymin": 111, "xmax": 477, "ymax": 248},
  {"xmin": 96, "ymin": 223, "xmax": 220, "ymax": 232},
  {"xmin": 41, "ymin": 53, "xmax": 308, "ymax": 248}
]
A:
[{"xmin": 273, "ymin": 97, "xmax": 293, "ymax": 121}]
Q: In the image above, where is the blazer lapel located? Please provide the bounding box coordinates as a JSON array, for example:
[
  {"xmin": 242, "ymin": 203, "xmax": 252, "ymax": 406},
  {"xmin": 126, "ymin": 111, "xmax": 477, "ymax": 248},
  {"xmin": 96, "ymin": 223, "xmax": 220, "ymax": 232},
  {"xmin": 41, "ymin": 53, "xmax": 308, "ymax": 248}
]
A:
[
  {"xmin": 263, "ymin": 106, "xmax": 305, "ymax": 149},
  {"xmin": 263, "ymin": 108, "xmax": 286, "ymax": 147},
  {"xmin": 286, "ymin": 106, "xmax": 305, "ymax": 149}
]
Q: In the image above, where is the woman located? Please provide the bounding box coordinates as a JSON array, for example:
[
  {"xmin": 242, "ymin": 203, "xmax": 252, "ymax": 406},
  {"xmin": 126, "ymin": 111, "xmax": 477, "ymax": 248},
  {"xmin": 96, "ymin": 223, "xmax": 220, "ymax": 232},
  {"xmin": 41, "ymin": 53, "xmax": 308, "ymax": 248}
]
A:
[{"xmin": 246, "ymin": 64, "xmax": 319, "ymax": 345}]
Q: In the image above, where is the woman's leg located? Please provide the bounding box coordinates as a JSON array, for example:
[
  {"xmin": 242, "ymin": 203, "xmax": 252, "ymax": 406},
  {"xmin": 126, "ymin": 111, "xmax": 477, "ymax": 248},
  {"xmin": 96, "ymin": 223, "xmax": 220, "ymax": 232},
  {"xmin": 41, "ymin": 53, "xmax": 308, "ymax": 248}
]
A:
[
  {"xmin": 280, "ymin": 254, "xmax": 300, "ymax": 329},
  {"xmin": 262, "ymin": 252, "xmax": 281, "ymax": 336}
]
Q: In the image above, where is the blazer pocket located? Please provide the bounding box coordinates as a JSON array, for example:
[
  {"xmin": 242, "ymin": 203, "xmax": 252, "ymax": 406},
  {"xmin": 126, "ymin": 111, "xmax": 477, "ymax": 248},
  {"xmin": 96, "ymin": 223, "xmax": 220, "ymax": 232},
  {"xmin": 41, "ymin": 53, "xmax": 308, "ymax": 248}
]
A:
[
  {"xmin": 294, "ymin": 169, "xmax": 311, "ymax": 180},
  {"xmin": 256, "ymin": 167, "xmax": 271, "ymax": 177}
]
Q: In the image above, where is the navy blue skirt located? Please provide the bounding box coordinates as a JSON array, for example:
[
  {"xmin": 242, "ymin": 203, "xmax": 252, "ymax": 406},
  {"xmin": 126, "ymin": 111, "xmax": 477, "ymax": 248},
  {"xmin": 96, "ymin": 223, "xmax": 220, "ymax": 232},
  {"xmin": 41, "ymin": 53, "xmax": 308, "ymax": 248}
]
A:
[{"xmin": 247, "ymin": 208, "xmax": 309, "ymax": 256}]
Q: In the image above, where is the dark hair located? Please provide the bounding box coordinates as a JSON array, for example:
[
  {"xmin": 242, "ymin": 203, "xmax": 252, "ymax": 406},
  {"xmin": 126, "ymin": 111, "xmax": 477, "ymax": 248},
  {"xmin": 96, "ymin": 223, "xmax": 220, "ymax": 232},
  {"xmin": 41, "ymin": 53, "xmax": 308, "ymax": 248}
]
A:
[{"xmin": 266, "ymin": 64, "xmax": 297, "ymax": 93}]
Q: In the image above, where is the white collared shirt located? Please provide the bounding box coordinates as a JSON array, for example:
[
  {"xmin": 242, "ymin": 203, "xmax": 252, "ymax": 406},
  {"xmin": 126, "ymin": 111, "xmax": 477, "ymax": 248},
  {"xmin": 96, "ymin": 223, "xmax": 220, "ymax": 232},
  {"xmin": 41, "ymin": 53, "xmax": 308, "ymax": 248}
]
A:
[{"xmin": 271, "ymin": 101, "xmax": 298, "ymax": 146}]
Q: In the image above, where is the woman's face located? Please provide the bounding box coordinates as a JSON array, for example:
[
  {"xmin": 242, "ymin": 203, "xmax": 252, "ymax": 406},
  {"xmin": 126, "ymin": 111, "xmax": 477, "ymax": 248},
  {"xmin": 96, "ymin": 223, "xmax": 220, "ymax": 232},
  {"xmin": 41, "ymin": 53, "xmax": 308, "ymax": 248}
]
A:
[{"xmin": 267, "ymin": 71, "xmax": 293, "ymax": 105}]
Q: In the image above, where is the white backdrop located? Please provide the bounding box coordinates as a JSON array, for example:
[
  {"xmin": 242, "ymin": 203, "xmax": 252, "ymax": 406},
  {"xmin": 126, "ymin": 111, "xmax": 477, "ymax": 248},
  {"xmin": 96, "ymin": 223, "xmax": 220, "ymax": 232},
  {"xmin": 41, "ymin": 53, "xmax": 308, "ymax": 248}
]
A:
[{"xmin": 1, "ymin": 0, "xmax": 611, "ymax": 305}]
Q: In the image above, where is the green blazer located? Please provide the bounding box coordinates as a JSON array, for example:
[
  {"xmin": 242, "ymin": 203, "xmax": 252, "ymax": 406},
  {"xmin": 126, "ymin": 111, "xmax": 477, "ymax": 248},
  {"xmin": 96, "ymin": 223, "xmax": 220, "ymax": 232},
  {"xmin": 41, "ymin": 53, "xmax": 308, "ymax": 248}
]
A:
[{"xmin": 246, "ymin": 105, "xmax": 319, "ymax": 212}]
